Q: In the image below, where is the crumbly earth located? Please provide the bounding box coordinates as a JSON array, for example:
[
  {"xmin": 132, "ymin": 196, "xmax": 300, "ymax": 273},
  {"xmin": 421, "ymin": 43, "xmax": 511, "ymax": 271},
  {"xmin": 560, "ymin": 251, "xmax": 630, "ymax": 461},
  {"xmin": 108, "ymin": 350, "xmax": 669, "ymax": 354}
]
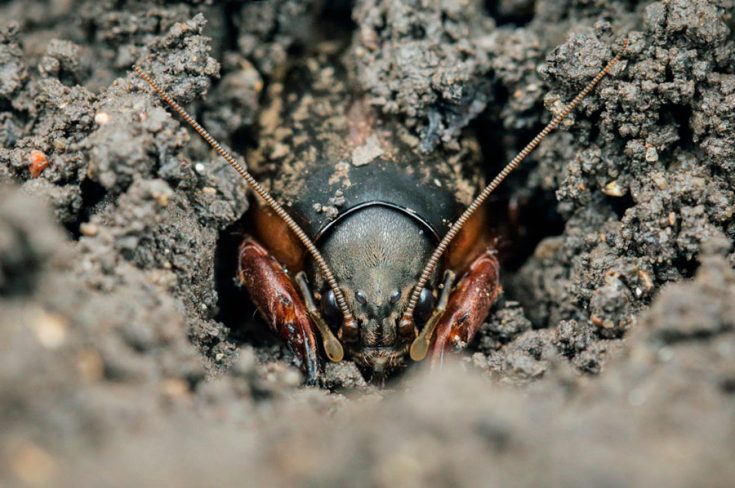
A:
[{"xmin": 1, "ymin": 0, "xmax": 734, "ymax": 486}]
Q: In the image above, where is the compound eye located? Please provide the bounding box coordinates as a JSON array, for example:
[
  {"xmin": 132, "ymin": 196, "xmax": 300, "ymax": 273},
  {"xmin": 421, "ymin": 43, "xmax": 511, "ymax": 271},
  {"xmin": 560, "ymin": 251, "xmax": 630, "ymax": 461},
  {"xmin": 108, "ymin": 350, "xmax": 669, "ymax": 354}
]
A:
[
  {"xmin": 389, "ymin": 289, "xmax": 401, "ymax": 305},
  {"xmin": 414, "ymin": 287, "xmax": 434, "ymax": 325},
  {"xmin": 320, "ymin": 289, "xmax": 341, "ymax": 328}
]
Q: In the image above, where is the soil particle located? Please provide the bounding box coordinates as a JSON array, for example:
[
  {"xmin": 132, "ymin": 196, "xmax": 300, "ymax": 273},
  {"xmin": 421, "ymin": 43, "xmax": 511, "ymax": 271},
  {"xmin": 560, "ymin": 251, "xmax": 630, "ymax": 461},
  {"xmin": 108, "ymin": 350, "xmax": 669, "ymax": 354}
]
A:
[
  {"xmin": 351, "ymin": 133, "xmax": 384, "ymax": 166},
  {"xmin": 477, "ymin": 300, "xmax": 532, "ymax": 348}
]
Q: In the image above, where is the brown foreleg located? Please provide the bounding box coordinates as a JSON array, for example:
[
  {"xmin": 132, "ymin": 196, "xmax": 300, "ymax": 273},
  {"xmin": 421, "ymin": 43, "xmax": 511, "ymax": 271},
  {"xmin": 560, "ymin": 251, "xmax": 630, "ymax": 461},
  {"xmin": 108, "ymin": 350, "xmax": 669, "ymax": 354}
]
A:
[
  {"xmin": 430, "ymin": 249, "xmax": 501, "ymax": 367},
  {"xmin": 238, "ymin": 237, "xmax": 320, "ymax": 382}
]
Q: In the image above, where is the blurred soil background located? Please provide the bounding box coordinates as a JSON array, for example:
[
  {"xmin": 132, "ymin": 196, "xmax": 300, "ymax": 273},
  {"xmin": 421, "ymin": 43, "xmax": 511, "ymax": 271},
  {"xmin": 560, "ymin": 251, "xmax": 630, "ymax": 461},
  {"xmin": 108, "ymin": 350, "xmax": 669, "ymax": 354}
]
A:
[{"xmin": 1, "ymin": 0, "xmax": 734, "ymax": 486}]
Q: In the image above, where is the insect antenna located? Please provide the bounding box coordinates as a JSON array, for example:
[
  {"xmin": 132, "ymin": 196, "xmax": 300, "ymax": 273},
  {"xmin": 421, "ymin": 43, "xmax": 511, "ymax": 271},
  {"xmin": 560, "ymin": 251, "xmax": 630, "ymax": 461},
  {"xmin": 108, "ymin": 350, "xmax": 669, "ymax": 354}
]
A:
[
  {"xmin": 401, "ymin": 39, "xmax": 629, "ymax": 335},
  {"xmin": 133, "ymin": 66, "xmax": 357, "ymax": 346}
]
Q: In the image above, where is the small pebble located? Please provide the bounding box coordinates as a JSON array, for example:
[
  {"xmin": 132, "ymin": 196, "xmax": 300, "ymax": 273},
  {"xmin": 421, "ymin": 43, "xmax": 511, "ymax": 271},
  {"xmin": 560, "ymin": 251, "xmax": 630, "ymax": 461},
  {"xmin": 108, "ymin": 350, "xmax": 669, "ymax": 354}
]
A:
[
  {"xmin": 10, "ymin": 442, "xmax": 58, "ymax": 486},
  {"xmin": 645, "ymin": 146, "xmax": 658, "ymax": 162},
  {"xmin": 602, "ymin": 180, "xmax": 624, "ymax": 197},
  {"xmin": 94, "ymin": 112, "xmax": 111, "ymax": 125},
  {"xmin": 29, "ymin": 150, "xmax": 49, "ymax": 178},
  {"xmin": 28, "ymin": 311, "xmax": 68, "ymax": 349},
  {"xmin": 79, "ymin": 223, "xmax": 99, "ymax": 237}
]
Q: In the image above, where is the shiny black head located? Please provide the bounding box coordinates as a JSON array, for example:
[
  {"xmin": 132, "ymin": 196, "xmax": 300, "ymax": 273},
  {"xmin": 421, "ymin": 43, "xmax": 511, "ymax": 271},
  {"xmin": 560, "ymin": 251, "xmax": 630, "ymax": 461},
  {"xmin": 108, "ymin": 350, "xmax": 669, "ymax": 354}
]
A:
[{"xmin": 309, "ymin": 205, "xmax": 436, "ymax": 377}]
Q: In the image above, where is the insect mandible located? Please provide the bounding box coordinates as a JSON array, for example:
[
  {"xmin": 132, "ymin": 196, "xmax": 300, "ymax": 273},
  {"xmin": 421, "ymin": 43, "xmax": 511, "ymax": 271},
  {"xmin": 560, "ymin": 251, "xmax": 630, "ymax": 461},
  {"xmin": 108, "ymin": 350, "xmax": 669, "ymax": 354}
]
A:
[{"xmin": 134, "ymin": 38, "xmax": 627, "ymax": 383}]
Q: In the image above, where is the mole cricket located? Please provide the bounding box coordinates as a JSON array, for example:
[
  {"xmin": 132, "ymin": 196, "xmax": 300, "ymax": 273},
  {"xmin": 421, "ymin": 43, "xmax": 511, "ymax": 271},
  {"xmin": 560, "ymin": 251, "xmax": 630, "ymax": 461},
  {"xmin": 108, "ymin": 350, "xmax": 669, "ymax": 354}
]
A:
[{"xmin": 134, "ymin": 38, "xmax": 627, "ymax": 383}]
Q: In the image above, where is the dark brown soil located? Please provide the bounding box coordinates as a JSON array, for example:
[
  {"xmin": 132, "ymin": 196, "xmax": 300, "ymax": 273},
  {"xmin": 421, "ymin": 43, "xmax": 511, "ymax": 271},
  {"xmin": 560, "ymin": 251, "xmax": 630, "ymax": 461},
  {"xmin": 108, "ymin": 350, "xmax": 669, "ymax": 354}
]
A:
[{"xmin": 1, "ymin": 0, "xmax": 734, "ymax": 486}]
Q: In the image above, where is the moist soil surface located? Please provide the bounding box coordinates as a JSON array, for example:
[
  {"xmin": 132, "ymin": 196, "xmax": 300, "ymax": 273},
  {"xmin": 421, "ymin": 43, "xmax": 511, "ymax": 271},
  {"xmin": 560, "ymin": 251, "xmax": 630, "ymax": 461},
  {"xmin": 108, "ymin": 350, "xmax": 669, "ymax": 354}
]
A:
[{"xmin": 1, "ymin": 1, "xmax": 735, "ymax": 486}]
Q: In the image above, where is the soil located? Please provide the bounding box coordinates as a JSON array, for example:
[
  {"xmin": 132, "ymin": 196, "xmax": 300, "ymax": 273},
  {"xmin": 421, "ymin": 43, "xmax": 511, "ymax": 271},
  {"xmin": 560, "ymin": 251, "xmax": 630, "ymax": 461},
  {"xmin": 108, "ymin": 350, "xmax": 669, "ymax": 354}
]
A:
[{"xmin": 1, "ymin": 0, "xmax": 734, "ymax": 486}]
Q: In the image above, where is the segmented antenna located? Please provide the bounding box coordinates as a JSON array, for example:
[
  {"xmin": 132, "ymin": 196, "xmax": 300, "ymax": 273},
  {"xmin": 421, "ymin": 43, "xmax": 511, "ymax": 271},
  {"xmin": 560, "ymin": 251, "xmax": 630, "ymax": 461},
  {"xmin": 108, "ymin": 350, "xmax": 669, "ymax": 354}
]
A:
[
  {"xmin": 133, "ymin": 66, "xmax": 357, "ymax": 335},
  {"xmin": 401, "ymin": 39, "xmax": 629, "ymax": 333}
]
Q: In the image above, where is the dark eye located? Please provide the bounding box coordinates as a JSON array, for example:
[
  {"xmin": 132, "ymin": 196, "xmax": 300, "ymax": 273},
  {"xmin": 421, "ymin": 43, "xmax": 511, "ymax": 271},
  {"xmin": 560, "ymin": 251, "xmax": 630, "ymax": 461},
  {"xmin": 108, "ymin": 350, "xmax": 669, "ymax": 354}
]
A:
[
  {"xmin": 355, "ymin": 290, "xmax": 367, "ymax": 305},
  {"xmin": 389, "ymin": 289, "xmax": 401, "ymax": 305},
  {"xmin": 320, "ymin": 289, "xmax": 341, "ymax": 328},
  {"xmin": 414, "ymin": 287, "xmax": 434, "ymax": 324}
]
